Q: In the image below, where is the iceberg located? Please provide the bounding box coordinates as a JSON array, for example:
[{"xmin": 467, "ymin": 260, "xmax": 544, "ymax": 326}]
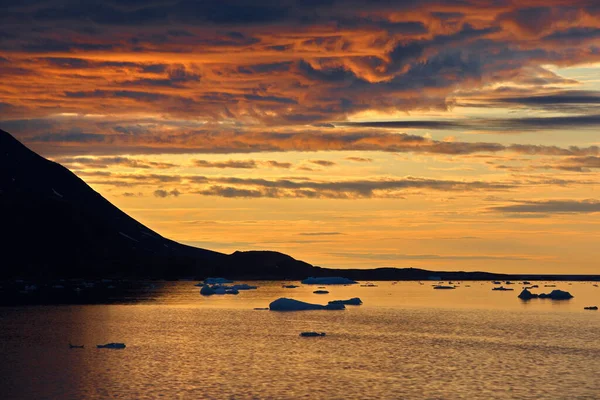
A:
[
  {"xmin": 328, "ymin": 297, "xmax": 362, "ymax": 306},
  {"xmin": 301, "ymin": 277, "xmax": 358, "ymax": 285},
  {"xmin": 200, "ymin": 285, "xmax": 216, "ymax": 295},
  {"xmin": 540, "ymin": 289, "xmax": 573, "ymax": 300},
  {"xmin": 313, "ymin": 290, "xmax": 329, "ymax": 294},
  {"xmin": 200, "ymin": 284, "xmax": 239, "ymax": 295},
  {"xmin": 518, "ymin": 289, "xmax": 573, "ymax": 300},
  {"xmin": 269, "ymin": 298, "xmax": 345, "ymax": 311},
  {"xmin": 97, "ymin": 343, "xmax": 126, "ymax": 349},
  {"xmin": 232, "ymin": 284, "xmax": 257, "ymax": 290},
  {"xmin": 300, "ymin": 332, "xmax": 326, "ymax": 337}
]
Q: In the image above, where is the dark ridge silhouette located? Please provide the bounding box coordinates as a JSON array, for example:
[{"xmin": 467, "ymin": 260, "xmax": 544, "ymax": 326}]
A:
[
  {"xmin": 0, "ymin": 128, "xmax": 226, "ymax": 278},
  {"xmin": 2, "ymin": 129, "xmax": 600, "ymax": 285}
]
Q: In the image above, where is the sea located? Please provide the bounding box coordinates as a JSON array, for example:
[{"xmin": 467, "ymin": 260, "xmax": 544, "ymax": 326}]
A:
[{"xmin": 1, "ymin": 281, "xmax": 599, "ymax": 399}]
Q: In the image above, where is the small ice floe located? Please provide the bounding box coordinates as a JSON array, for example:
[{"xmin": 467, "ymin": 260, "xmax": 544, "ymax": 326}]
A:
[
  {"xmin": 313, "ymin": 290, "xmax": 329, "ymax": 294},
  {"xmin": 492, "ymin": 286, "xmax": 514, "ymax": 291},
  {"xmin": 200, "ymin": 284, "xmax": 239, "ymax": 295},
  {"xmin": 524, "ymin": 285, "xmax": 539, "ymax": 289},
  {"xmin": 97, "ymin": 343, "xmax": 126, "ymax": 349},
  {"xmin": 269, "ymin": 298, "xmax": 345, "ymax": 311},
  {"xmin": 301, "ymin": 277, "xmax": 357, "ymax": 285},
  {"xmin": 204, "ymin": 277, "xmax": 234, "ymax": 285},
  {"xmin": 283, "ymin": 284, "xmax": 299, "ymax": 289},
  {"xmin": 253, "ymin": 307, "xmax": 269, "ymax": 311},
  {"xmin": 522, "ymin": 281, "xmax": 531, "ymax": 285},
  {"xmin": 360, "ymin": 282, "xmax": 378, "ymax": 287},
  {"xmin": 584, "ymin": 306, "xmax": 598, "ymax": 310},
  {"xmin": 69, "ymin": 343, "xmax": 84, "ymax": 349},
  {"xmin": 493, "ymin": 281, "xmax": 502, "ymax": 285},
  {"xmin": 433, "ymin": 285, "xmax": 455, "ymax": 290},
  {"xmin": 518, "ymin": 289, "xmax": 573, "ymax": 300},
  {"xmin": 544, "ymin": 284, "xmax": 556, "ymax": 287},
  {"xmin": 300, "ymin": 332, "xmax": 326, "ymax": 337},
  {"xmin": 232, "ymin": 284, "xmax": 258, "ymax": 290},
  {"xmin": 505, "ymin": 281, "xmax": 514, "ymax": 285},
  {"xmin": 328, "ymin": 297, "xmax": 362, "ymax": 306}
]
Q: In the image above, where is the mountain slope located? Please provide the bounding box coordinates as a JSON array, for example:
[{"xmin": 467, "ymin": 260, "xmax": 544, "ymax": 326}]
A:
[{"xmin": 0, "ymin": 129, "xmax": 228, "ymax": 278}]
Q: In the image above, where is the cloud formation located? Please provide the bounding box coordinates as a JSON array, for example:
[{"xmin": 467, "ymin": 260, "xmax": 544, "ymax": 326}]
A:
[{"xmin": 491, "ymin": 199, "xmax": 600, "ymax": 214}]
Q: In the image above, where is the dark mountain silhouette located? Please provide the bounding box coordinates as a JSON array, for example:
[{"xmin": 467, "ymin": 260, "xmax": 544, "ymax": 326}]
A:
[
  {"xmin": 0, "ymin": 129, "xmax": 315, "ymax": 279},
  {"xmin": 2, "ymin": 129, "xmax": 599, "ymax": 284}
]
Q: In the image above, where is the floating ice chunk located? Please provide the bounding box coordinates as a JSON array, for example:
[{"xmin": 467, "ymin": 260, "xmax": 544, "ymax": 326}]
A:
[
  {"xmin": 300, "ymin": 332, "xmax": 326, "ymax": 337},
  {"xmin": 200, "ymin": 284, "xmax": 239, "ymax": 295},
  {"xmin": 97, "ymin": 343, "xmax": 126, "ymax": 349},
  {"xmin": 313, "ymin": 290, "xmax": 329, "ymax": 294},
  {"xmin": 328, "ymin": 297, "xmax": 362, "ymax": 306},
  {"xmin": 200, "ymin": 285, "xmax": 216, "ymax": 295},
  {"xmin": 518, "ymin": 289, "xmax": 573, "ymax": 300},
  {"xmin": 518, "ymin": 289, "xmax": 536, "ymax": 300},
  {"xmin": 492, "ymin": 286, "xmax": 514, "ymax": 291},
  {"xmin": 253, "ymin": 307, "xmax": 269, "ymax": 311},
  {"xmin": 540, "ymin": 289, "xmax": 573, "ymax": 300},
  {"xmin": 283, "ymin": 285, "xmax": 299, "ymax": 288},
  {"xmin": 433, "ymin": 285, "xmax": 455, "ymax": 290},
  {"xmin": 269, "ymin": 298, "xmax": 345, "ymax": 311},
  {"xmin": 301, "ymin": 277, "xmax": 357, "ymax": 285},
  {"xmin": 584, "ymin": 306, "xmax": 598, "ymax": 310},
  {"xmin": 232, "ymin": 284, "xmax": 258, "ymax": 290}
]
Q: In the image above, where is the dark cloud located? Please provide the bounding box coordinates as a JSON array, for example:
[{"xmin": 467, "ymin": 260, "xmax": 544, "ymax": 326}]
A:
[
  {"xmin": 343, "ymin": 114, "xmax": 600, "ymax": 132},
  {"xmin": 309, "ymin": 159, "xmax": 336, "ymax": 167},
  {"xmin": 345, "ymin": 157, "xmax": 373, "ymax": 162},
  {"xmin": 197, "ymin": 176, "xmax": 514, "ymax": 198},
  {"xmin": 56, "ymin": 156, "xmax": 176, "ymax": 169},
  {"xmin": 153, "ymin": 189, "xmax": 181, "ymax": 198},
  {"xmin": 264, "ymin": 160, "xmax": 292, "ymax": 168},
  {"xmin": 194, "ymin": 159, "xmax": 257, "ymax": 169},
  {"xmin": 491, "ymin": 199, "xmax": 600, "ymax": 214}
]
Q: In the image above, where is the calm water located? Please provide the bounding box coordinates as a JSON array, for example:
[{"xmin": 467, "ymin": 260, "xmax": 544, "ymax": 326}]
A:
[{"xmin": 1, "ymin": 281, "xmax": 599, "ymax": 399}]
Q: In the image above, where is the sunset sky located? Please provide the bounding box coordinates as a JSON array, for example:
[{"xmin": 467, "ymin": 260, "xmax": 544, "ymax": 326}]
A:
[{"xmin": 2, "ymin": 0, "xmax": 600, "ymax": 274}]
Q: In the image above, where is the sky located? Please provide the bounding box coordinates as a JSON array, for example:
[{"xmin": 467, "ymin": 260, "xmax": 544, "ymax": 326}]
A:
[{"xmin": 2, "ymin": 0, "xmax": 600, "ymax": 274}]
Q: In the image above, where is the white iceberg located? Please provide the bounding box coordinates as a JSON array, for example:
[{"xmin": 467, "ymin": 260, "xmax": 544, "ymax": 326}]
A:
[
  {"xmin": 97, "ymin": 343, "xmax": 126, "ymax": 349},
  {"xmin": 328, "ymin": 297, "xmax": 362, "ymax": 306},
  {"xmin": 518, "ymin": 288, "xmax": 573, "ymax": 300},
  {"xmin": 200, "ymin": 284, "xmax": 239, "ymax": 295},
  {"xmin": 301, "ymin": 277, "xmax": 357, "ymax": 285},
  {"xmin": 232, "ymin": 284, "xmax": 258, "ymax": 290},
  {"xmin": 269, "ymin": 298, "xmax": 345, "ymax": 311},
  {"xmin": 433, "ymin": 285, "xmax": 455, "ymax": 290}
]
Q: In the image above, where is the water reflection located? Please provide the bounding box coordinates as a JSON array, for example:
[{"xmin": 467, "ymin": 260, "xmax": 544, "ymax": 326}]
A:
[{"xmin": 0, "ymin": 281, "xmax": 599, "ymax": 399}]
